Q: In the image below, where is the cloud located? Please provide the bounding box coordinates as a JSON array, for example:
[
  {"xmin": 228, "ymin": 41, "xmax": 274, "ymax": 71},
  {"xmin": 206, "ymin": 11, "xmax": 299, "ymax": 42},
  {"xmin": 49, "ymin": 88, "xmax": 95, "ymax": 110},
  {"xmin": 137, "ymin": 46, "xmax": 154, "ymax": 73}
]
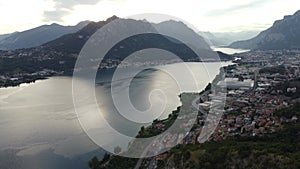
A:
[
  {"xmin": 43, "ymin": 0, "xmax": 102, "ymax": 22},
  {"xmin": 43, "ymin": 10, "xmax": 70, "ymax": 22},
  {"xmin": 205, "ymin": 0, "xmax": 273, "ymax": 17},
  {"xmin": 53, "ymin": 0, "xmax": 101, "ymax": 9}
]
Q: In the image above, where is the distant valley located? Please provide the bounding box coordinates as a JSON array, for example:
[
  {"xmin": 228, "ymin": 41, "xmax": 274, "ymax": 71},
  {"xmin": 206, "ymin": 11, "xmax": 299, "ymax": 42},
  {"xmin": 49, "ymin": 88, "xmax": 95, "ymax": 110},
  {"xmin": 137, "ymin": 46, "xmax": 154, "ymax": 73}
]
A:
[{"xmin": 199, "ymin": 31, "xmax": 259, "ymax": 46}]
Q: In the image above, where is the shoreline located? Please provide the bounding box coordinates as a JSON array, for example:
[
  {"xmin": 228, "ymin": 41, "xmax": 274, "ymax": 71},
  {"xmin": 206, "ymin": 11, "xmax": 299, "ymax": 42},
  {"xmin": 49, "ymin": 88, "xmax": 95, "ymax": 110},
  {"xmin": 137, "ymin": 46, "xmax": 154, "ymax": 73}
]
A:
[
  {"xmin": 120, "ymin": 62, "xmax": 228, "ymax": 158},
  {"xmin": 0, "ymin": 60, "xmax": 232, "ymax": 88},
  {"xmin": 0, "ymin": 76, "xmax": 48, "ymax": 88},
  {"xmin": 94, "ymin": 63, "xmax": 229, "ymax": 168}
]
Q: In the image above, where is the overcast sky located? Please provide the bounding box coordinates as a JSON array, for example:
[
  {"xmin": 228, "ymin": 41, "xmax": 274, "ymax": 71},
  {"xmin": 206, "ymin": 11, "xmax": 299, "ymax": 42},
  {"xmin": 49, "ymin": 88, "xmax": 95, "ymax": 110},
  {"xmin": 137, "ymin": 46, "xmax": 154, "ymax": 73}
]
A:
[{"xmin": 0, "ymin": 0, "xmax": 299, "ymax": 34}]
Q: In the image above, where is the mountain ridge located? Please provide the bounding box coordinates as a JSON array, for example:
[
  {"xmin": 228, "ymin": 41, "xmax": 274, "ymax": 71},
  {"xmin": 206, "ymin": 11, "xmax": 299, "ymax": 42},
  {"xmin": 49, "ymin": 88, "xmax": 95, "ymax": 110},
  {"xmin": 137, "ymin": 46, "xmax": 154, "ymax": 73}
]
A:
[
  {"xmin": 43, "ymin": 16, "xmax": 226, "ymax": 61},
  {"xmin": 0, "ymin": 21, "xmax": 90, "ymax": 50},
  {"xmin": 230, "ymin": 10, "xmax": 300, "ymax": 50}
]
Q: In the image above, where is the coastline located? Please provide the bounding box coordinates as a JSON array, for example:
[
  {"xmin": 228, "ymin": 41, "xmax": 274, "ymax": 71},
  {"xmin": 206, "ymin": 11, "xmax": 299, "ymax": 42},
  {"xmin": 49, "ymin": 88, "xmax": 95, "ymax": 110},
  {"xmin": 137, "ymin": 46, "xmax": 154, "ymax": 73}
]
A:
[
  {"xmin": 0, "ymin": 60, "xmax": 232, "ymax": 88},
  {"xmin": 91, "ymin": 48, "xmax": 300, "ymax": 168},
  {"xmin": 0, "ymin": 76, "xmax": 48, "ymax": 88},
  {"xmin": 115, "ymin": 61, "xmax": 228, "ymax": 157},
  {"xmin": 90, "ymin": 63, "xmax": 229, "ymax": 168}
]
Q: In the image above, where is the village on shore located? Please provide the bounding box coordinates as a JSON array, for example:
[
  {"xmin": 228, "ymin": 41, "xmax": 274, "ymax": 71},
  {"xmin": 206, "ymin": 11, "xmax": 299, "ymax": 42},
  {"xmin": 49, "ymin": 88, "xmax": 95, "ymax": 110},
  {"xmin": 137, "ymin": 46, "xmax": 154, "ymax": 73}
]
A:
[{"xmin": 131, "ymin": 49, "xmax": 300, "ymax": 167}]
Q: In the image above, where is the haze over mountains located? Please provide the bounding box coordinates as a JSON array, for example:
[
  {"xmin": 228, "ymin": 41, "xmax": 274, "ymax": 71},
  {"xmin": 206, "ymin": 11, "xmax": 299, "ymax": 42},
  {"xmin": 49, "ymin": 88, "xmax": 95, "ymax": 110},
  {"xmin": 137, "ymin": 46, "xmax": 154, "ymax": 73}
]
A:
[
  {"xmin": 199, "ymin": 31, "xmax": 260, "ymax": 46},
  {"xmin": 1, "ymin": 9, "xmax": 299, "ymax": 54},
  {"xmin": 0, "ymin": 21, "xmax": 90, "ymax": 50},
  {"xmin": 155, "ymin": 20, "xmax": 211, "ymax": 49},
  {"xmin": 230, "ymin": 10, "xmax": 300, "ymax": 50}
]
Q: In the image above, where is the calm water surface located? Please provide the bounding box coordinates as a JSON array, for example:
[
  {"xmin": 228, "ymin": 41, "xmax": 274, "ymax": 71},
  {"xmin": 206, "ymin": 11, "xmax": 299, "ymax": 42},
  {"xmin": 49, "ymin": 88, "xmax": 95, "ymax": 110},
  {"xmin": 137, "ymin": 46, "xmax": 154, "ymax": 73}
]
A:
[
  {"xmin": 0, "ymin": 62, "xmax": 232, "ymax": 169},
  {"xmin": 212, "ymin": 46, "xmax": 250, "ymax": 54}
]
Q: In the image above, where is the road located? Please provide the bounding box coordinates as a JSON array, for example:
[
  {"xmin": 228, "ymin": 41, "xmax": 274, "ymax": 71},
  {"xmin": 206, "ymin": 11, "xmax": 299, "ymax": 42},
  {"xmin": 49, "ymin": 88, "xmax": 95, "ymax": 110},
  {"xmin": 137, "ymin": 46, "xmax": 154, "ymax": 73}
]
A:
[{"xmin": 192, "ymin": 90, "xmax": 209, "ymax": 115}]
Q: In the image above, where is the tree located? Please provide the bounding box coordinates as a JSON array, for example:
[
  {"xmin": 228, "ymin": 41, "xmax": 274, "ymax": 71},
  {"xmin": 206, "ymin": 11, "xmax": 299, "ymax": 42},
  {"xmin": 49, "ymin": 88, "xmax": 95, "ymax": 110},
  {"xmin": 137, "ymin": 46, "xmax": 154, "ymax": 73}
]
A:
[
  {"xmin": 114, "ymin": 146, "xmax": 122, "ymax": 154},
  {"xmin": 88, "ymin": 156, "xmax": 100, "ymax": 169},
  {"xmin": 141, "ymin": 126, "xmax": 145, "ymax": 132}
]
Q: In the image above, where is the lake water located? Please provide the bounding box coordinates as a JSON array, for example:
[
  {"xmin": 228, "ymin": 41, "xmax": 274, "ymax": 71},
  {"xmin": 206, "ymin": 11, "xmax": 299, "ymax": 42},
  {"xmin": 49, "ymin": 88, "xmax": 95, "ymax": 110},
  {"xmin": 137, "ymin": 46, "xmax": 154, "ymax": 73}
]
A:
[
  {"xmin": 0, "ymin": 61, "xmax": 232, "ymax": 169},
  {"xmin": 212, "ymin": 46, "xmax": 250, "ymax": 54}
]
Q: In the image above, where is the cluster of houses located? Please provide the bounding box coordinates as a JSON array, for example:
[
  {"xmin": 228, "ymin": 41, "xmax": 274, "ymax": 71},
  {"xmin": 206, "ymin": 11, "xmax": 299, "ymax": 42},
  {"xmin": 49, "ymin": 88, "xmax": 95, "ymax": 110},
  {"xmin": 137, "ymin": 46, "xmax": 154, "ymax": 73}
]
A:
[
  {"xmin": 133, "ymin": 50, "xmax": 300, "ymax": 163},
  {"xmin": 143, "ymin": 50, "xmax": 300, "ymax": 155},
  {"xmin": 197, "ymin": 50, "xmax": 300, "ymax": 142},
  {"xmin": 0, "ymin": 69, "xmax": 62, "ymax": 87}
]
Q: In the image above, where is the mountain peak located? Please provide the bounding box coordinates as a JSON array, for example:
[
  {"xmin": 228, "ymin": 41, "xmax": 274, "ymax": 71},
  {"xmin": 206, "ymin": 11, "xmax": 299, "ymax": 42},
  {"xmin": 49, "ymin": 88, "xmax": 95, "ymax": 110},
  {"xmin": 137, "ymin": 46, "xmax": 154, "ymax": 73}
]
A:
[
  {"xmin": 44, "ymin": 16, "xmax": 215, "ymax": 58},
  {"xmin": 106, "ymin": 15, "xmax": 119, "ymax": 22},
  {"xmin": 294, "ymin": 10, "xmax": 300, "ymax": 16},
  {"xmin": 50, "ymin": 23, "xmax": 61, "ymax": 26},
  {"xmin": 154, "ymin": 19, "xmax": 210, "ymax": 50},
  {"xmin": 76, "ymin": 20, "xmax": 91, "ymax": 26}
]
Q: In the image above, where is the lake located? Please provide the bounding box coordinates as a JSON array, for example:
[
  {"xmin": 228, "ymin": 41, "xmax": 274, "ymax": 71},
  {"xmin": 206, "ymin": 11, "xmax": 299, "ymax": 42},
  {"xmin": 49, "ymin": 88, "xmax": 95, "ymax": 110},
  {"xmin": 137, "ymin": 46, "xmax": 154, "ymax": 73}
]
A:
[
  {"xmin": 0, "ymin": 61, "xmax": 232, "ymax": 169},
  {"xmin": 212, "ymin": 46, "xmax": 250, "ymax": 54}
]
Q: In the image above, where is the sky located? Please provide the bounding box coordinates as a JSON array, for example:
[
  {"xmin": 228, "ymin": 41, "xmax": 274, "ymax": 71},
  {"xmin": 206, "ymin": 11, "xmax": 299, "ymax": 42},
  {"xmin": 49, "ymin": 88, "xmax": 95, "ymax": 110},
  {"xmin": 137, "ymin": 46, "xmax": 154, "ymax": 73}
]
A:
[{"xmin": 0, "ymin": 0, "xmax": 300, "ymax": 34}]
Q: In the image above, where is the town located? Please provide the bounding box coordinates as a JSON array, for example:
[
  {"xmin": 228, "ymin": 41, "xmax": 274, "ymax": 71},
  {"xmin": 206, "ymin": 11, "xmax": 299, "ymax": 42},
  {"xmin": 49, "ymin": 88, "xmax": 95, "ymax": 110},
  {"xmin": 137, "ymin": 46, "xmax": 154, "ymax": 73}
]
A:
[
  {"xmin": 201, "ymin": 49, "xmax": 300, "ymax": 141},
  {"xmin": 0, "ymin": 46, "xmax": 209, "ymax": 87},
  {"xmin": 119, "ymin": 49, "xmax": 300, "ymax": 168}
]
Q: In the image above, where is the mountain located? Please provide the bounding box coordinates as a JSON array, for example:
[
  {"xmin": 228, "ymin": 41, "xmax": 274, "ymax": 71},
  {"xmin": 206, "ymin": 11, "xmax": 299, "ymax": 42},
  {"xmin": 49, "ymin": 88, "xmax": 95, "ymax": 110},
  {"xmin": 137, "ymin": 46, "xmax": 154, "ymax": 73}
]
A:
[
  {"xmin": 43, "ymin": 16, "xmax": 119, "ymax": 54},
  {"xmin": 0, "ymin": 33, "xmax": 13, "ymax": 41},
  {"xmin": 199, "ymin": 31, "xmax": 224, "ymax": 46},
  {"xmin": 0, "ymin": 21, "xmax": 90, "ymax": 50},
  {"xmin": 0, "ymin": 16, "xmax": 232, "ymax": 79},
  {"xmin": 230, "ymin": 10, "xmax": 300, "ymax": 50},
  {"xmin": 154, "ymin": 20, "xmax": 211, "ymax": 50},
  {"xmin": 199, "ymin": 31, "xmax": 259, "ymax": 46},
  {"xmin": 44, "ymin": 16, "xmax": 228, "ymax": 61}
]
